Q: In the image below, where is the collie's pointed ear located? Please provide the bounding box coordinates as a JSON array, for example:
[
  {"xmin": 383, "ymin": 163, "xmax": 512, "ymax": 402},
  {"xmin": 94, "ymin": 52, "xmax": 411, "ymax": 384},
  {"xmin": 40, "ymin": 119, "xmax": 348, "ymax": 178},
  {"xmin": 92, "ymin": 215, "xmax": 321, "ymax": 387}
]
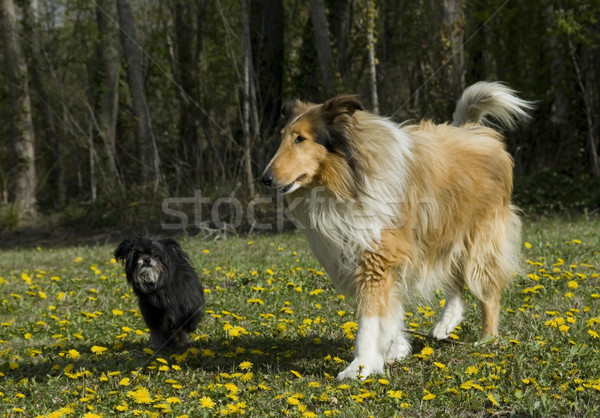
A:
[
  {"xmin": 114, "ymin": 240, "xmax": 133, "ymax": 263},
  {"xmin": 322, "ymin": 95, "xmax": 364, "ymax": 121},
  {"xmin": 281, "ymin": 99, "xmax": 303, "ymax": 121}
]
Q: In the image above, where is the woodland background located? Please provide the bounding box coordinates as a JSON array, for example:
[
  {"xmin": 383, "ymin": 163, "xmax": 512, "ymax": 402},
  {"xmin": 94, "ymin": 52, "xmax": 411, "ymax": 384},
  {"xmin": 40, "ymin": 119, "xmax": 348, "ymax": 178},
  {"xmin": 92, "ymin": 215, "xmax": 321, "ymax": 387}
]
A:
[{"xmin": 1, "ymin": 0, "xmax": 600, "ymax": 232}]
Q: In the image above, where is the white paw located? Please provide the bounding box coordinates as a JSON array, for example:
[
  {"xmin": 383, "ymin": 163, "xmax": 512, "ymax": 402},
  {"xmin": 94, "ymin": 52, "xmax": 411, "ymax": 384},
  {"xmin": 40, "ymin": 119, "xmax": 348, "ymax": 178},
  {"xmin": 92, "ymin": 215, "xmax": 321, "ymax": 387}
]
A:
[
  {"xmin": 385, "ymin": 338, "xmax": 411, "ymax": 364},
  {"xmin": 336, "ymin": 357, "xmax": 384, "ymax": 381},
  {"xmin": 431, "ymin": 321, "xmax": 456, "ymax": 340}
]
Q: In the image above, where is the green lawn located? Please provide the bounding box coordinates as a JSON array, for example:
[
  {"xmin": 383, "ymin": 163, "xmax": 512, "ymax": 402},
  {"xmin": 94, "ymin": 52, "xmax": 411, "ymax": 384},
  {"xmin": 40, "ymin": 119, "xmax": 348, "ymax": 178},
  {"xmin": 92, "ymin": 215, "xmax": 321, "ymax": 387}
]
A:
[{"xmin": 1, "ymin": 215, "xmax": 599, "ymax": 417}]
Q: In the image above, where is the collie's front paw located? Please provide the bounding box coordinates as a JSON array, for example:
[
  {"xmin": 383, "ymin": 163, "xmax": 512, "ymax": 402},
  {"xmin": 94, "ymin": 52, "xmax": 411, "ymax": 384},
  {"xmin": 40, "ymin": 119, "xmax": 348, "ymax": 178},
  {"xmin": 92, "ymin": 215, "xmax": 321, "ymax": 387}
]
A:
[
  {"xmin": 336, "ymin": 357, "xmax": 384, "ymax": 381},
  {"xmin": 431, "ymin": 321, "xmax": 455, "ymax": 340},
  {"xmin": 385, "ymin": 338, "xmax": 411, "ymax": 364}
]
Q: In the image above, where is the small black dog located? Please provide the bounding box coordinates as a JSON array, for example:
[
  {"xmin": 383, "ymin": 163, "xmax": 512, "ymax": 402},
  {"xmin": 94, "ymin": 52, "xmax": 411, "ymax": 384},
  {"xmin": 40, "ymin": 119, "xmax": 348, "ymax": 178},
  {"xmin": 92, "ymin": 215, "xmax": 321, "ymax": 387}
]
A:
[{"xmin": 114, "ymin": 237, "xmax": 205, "ymax": 348}]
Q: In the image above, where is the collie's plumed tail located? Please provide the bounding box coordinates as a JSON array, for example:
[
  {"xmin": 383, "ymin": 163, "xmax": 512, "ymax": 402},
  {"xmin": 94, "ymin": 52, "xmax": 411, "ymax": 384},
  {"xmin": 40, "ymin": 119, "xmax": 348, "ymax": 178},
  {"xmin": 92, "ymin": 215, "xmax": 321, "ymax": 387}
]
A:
[{"xmin": 452, "ymin": 81, "xmax": 534, "ymax": 129}]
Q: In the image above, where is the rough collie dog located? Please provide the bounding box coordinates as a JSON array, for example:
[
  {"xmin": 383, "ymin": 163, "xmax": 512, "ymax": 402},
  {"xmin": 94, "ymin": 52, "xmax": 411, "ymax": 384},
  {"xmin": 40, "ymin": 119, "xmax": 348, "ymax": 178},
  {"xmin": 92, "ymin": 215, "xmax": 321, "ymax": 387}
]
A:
[{"xmin": 261, "ymin": 82, "xmax": 532, "ymax": 380}]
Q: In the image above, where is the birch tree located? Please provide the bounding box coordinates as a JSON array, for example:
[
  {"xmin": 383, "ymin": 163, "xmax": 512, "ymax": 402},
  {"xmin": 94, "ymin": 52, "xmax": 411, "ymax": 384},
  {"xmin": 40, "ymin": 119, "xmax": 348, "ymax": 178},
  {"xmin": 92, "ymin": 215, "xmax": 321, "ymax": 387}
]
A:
[
  {"xmin": 309, "ymin": 0, "xmax": 335, "ymax": 96},
  {"xmin": 117, "ymin": 0, "xmax": 162, "ymax": 188},
  {"xmin": 1, "ymin": 0, "xmax": 37, "ymax": 219},
  {"xmin": 240, "ymin": 0, "xmax": 256, "ymax": 199},
  {"xmin": 366, "ymin": 0, "xmax": 379, "ymax": 114},
  {"xmin": 96, "ymin": 0, "xmax": 121, "ymax": 186}
]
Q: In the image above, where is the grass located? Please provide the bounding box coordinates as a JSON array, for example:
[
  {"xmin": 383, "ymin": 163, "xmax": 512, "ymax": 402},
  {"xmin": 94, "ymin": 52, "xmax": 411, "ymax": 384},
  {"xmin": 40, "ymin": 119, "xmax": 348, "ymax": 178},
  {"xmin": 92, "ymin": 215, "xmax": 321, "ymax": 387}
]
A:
[{"xmin": 1, "ymin": 215, "xmax": 599, "ymax": 417}]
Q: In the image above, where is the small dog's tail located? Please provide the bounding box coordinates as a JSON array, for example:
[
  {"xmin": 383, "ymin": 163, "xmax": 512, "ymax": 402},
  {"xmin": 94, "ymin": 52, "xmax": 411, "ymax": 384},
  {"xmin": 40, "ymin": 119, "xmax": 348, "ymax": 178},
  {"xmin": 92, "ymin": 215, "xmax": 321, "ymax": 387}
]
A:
[{"xmin": 452, "ymin": 81, "xmax": 533, "ymax": 129}]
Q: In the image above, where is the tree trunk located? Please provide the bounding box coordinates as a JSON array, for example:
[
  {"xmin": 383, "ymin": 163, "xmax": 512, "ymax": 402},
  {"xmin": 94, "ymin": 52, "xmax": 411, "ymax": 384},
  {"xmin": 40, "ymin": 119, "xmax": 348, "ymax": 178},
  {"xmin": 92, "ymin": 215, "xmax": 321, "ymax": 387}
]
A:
[
  {"xmin": 117, "ymin": 0, "xmax": 162, "ymax": 189},
  {"xmin": 366, "ymin": 0, "xmax": 379, "ymax": 114},
  {"xmin": 439, "ymin": 0, "xmax": 465, "ymax": 112},
  {"xmin": 171, "ymin": 0, "xmax": 200, "ymax": 181},
  {"xmin": 309, "ymin": 0, "xmax": 335, "ymax": 96},
  {"xmin": 1, "ymin": 0, "xmax": 37, "ymax": 219},
  {"xmin": 543, "ymin": 5, "xmax": 570, "ymax": 171},
  {"xmin": 88, "ymin": 119, "xmax": 97, "ymax": 202},
  {"xmin": 96, "ymin": 0, "xmax": 122, "ymax": 186},
  {"xmin": 329, "ymin": 0, "xmax": 350, "ymax": 80},
  {"xmin": 20, "ymin": 0, "xmax": 65, "ymax": 209},
  {"xmin": 240, "ymin": 0, "xmax": 256, "ymax": 199},
  {"xmin": 250, "ymin": 0, "xmax": 283, "ymax": 169},
  {"xmin": 568, "ymin": 39, "xmax": 600, "ymax": 177}
]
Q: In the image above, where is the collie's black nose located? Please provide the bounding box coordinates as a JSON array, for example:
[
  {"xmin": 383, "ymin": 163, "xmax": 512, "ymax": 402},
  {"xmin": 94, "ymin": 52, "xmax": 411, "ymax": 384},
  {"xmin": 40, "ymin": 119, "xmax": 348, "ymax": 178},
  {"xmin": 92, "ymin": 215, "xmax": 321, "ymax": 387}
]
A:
[{"xmin": 261, "ymin": 170, "xmax": 274, "ymax": 187}]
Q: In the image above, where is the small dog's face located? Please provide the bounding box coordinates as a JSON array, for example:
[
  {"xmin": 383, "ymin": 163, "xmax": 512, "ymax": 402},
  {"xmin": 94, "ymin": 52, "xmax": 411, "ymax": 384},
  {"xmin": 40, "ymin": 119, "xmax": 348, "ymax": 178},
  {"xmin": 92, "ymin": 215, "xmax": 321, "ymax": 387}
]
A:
[{"xmin": 114, "ymin": 238, "xmax": 180, "ymax": 294}]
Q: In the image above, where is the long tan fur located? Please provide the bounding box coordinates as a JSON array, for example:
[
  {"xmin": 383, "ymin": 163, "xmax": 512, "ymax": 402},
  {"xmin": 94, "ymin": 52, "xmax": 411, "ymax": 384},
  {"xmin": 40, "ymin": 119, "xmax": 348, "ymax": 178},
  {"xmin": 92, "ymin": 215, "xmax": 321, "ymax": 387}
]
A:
[{"xmin": 262, "ymin": 82, "xmax": 531, "ymax": 380}]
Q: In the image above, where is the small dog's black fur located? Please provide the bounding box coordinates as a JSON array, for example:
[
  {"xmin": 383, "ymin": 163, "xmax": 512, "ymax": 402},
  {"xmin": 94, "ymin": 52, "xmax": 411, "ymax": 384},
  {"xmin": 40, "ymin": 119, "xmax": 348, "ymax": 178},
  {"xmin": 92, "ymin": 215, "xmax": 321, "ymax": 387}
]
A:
[{"xmin": 114, "ymin": 237, "xmax": 205, "ymax": 348}]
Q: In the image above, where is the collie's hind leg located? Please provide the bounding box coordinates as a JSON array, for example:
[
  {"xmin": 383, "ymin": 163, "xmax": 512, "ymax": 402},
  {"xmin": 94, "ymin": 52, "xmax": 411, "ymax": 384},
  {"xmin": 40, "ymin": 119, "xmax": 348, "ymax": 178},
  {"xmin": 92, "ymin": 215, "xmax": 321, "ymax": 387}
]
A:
[
  {"xmin": 471, "ymin": 208, "xmax": 520, "ymax": 339},
  {"xmin": 431, "ymin": 284, "xmax": 465, "ymax": 340},
  {"xmin": 467, "ymin": 258, "xmax": 511, "ymax": 339},
  {"xmin": 480, "ymin": 292, "xmax": 501, "ymax": 337}
]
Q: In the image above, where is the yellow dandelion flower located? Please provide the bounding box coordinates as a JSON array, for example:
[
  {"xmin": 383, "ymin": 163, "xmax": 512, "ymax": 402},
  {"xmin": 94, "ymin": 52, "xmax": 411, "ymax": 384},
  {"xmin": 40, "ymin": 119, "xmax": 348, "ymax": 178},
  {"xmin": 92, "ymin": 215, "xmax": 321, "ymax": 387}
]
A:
[
  {"xmin": 90, "ymin": 346, "xmax": 108, "ymax": 355},
  {"xmin": 247, "ymin": 298, "xmax": 264, "ymax": 305},
  {"xmin": 422, "ymin": 390, "xmax": 436, "ymax": 400},
  {"xmin": 524, "ymin": 242, "xmax": 532, "ymax": 249},
  {"xmin": 115, "ymin": 401, "xmax": 129, "ymax": 411},
  {"xmin": 466, "ymin": 366, "xmax": 479, "ymax": 375},
  {"xmin": 421, "ymin": 346, "xmax": 434, "ymax": 356},
  {"xmin": 225, "ymin": 383, "xmax": 239, "ymax": 393},
  {"xmin": 387, "ymin": 390, "xmax": 405, "ymax": 399},
  {"xmin": 128, "ymin": 387, "xmax": 154, "ymax": 404},
  {"xmin": 290, "ymin": 370, "xmax": 302, "ymax": 378},
  {"xmin": 68, "ymin": 349, "xmax": 80, "ymax": 360},
  {"xmin": 239, "ymin": 361, "xmax": 253, "ymax": 370},
  {"xmin": 488, "ymin": 393, "xmax": 499, "ymax": 406},
  {"xmin": 112, "ymin": 309, "xmax": 123, "ymax": 316},
  {"xmin": 199, "ymin": 396, "xmax": 215, "ymax": 409},
  {"xmin": 201, "ymin": 349, "xmax": 215, "ymax": 357},
  {"xmin": 119, "ymin": 378, "xmax": 131, "ymax": 386},
  {"xmin": 587, "ymin": 330, "xmax": 599, "ymax": 339}
]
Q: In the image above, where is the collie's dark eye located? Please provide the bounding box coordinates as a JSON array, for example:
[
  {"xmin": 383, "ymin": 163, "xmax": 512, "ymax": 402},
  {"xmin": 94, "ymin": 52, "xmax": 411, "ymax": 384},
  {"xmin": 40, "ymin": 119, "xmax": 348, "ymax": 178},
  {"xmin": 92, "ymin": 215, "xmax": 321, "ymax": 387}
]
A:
[
  {"xmin": 153, "ymin": 252, "xmax": 159, "ymax": 258},
  {"xmin": 294, "ymin": 135, "xmax": 305, "ymax": 144}
]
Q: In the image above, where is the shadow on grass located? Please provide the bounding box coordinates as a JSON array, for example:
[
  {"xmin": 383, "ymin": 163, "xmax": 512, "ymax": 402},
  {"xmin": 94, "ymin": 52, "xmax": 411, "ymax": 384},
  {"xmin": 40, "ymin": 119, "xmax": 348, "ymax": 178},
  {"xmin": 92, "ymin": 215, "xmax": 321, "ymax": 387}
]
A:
[{"xmin": 5, "ymin": 334, "xmax": 357, "ymax": 383}]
